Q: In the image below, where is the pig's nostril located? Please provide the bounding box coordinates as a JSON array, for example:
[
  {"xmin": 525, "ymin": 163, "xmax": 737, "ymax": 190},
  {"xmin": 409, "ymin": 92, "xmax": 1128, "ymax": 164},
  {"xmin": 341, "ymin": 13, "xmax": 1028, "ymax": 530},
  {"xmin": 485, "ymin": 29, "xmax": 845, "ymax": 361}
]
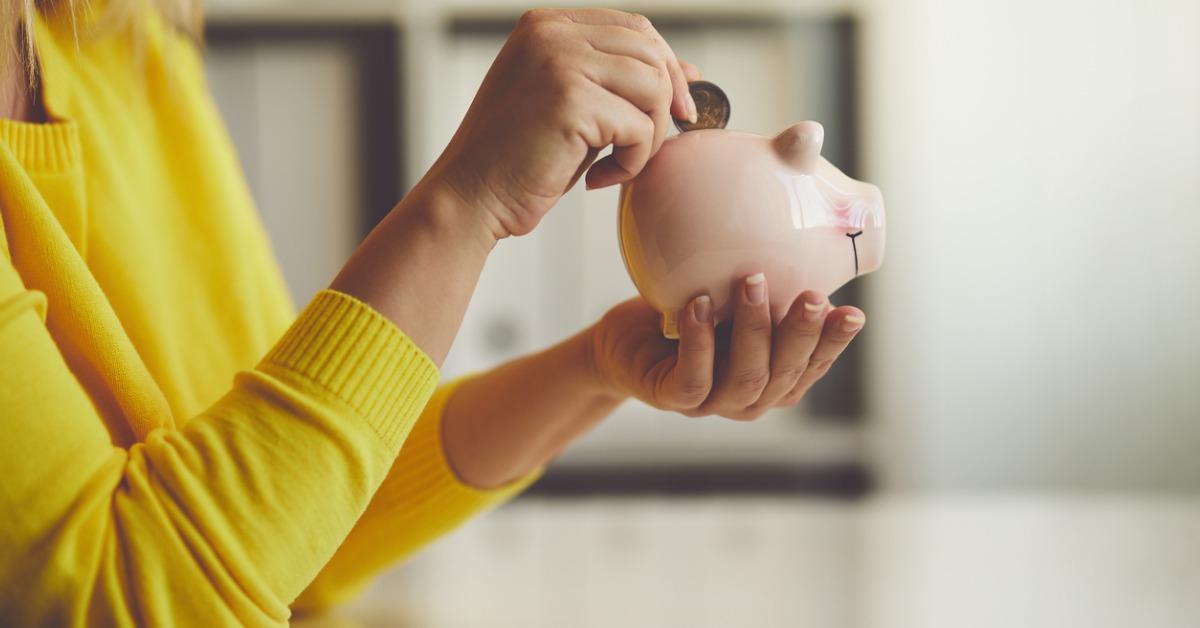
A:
[{"xmin": 846, "ymin": 231, "xmax": 863, "ymax": 275}]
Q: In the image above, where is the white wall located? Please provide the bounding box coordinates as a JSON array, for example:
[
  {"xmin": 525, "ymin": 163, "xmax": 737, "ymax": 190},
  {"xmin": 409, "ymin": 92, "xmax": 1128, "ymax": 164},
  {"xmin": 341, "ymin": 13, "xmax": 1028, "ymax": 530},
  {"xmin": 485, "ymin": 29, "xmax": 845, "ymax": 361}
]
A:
[{"xmin": 858, "ymin": 0, "xmax": 1200, "ymax": 490}]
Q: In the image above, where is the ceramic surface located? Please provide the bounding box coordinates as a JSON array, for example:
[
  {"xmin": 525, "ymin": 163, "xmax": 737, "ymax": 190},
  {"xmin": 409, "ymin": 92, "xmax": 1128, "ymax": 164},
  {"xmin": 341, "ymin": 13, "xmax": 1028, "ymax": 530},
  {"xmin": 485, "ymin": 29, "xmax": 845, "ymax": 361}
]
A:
[{"xmin": 618, "ymin": 122, "xmax": 886, "ymax": 337}]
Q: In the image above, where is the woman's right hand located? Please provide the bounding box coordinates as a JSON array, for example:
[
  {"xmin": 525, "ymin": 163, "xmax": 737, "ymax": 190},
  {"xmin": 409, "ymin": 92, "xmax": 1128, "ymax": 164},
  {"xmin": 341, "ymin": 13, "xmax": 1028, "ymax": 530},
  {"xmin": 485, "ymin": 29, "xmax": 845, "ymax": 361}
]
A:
[
  {"xmin": 429, "ymin": 8, "xmax": 698, "ymax": 240},
  {"xmin": 332, "ymin": 9, "xmax": 697, "ymax": 363}
]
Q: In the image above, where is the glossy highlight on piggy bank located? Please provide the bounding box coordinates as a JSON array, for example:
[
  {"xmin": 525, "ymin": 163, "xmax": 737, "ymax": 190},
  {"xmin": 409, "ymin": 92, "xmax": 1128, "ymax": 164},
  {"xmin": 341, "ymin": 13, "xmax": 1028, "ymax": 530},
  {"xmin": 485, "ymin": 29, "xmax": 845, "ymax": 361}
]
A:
[{"xmin": 618, "ymin": 121, "xmax": 886, "ymax": 338}]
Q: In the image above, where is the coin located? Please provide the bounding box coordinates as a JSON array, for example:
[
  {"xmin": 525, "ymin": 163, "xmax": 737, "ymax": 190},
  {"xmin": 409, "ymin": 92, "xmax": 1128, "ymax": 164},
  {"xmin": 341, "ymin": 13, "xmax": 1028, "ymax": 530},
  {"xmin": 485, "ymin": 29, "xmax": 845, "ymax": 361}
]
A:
[{"xmin": 674, "ymin": 80, "xmax": 731, "ymax": 132}]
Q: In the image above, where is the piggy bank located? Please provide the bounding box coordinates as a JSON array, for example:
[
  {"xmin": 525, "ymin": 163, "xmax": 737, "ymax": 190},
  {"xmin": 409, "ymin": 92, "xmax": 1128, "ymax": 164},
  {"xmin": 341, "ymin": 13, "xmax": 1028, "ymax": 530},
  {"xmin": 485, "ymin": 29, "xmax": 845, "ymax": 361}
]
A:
[{"xmin": 617, "ymin": 121, "xmax": 885, "ymax": 338}]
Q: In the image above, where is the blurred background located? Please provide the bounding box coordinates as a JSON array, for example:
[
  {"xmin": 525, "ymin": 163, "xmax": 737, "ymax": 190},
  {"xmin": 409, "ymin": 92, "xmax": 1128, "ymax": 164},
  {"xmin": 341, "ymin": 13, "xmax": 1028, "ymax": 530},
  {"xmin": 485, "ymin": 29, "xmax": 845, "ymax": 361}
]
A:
[{"xmin": 203, "ymin": 0, "xmax": 1199, "ymax": 626}]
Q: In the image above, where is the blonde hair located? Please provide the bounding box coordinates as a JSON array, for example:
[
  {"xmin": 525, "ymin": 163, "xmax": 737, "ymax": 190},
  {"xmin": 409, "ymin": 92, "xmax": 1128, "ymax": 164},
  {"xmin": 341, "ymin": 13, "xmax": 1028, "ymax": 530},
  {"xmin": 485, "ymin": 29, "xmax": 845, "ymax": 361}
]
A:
[{"xmin": 2, "ymin": 0, "xmax": 202, "ymax": 82}]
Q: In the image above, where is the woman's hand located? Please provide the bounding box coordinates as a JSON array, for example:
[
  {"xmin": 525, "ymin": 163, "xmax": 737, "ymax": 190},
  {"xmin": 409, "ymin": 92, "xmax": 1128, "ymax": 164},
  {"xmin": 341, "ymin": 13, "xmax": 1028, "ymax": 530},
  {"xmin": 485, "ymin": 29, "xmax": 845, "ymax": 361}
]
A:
[
  {"xmin": 333, "ymin": 9, "xmax": 697, "ymax": 363},
  {"xmin": 438, "ymin": 274, "xmax": 863, "ymax": 488},
  {"xmin": 429, "ymin": 8, "xmax": 697, "ymax": 239},
  {"xmin": 588, "ymin": 275, "xmax": 866, "ymax": 420}
]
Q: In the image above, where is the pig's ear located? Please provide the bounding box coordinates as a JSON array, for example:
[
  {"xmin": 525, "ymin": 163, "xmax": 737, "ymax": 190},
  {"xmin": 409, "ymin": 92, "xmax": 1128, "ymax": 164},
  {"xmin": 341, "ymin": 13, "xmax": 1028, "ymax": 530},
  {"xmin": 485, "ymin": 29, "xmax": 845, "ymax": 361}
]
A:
[{"xmin": 773, "ymin": 121, "xmax": 824, "ymax": 171}]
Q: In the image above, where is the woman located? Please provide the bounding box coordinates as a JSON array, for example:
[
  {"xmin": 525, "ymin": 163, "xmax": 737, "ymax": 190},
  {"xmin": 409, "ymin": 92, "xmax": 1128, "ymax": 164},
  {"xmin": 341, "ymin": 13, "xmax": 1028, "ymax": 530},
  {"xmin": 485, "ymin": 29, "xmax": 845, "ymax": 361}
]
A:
[{"xmin": 0, "ymin": 2, "xmax": 866, "ymax": 624}]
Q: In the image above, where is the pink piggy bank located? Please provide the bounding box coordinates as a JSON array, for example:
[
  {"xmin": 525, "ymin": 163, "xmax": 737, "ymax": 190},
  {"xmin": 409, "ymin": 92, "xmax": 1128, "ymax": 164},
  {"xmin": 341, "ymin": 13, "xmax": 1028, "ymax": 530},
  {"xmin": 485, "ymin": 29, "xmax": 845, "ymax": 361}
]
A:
[{"xmin": 618, "ymin": 121, "xmax": 885, "ymax": 338}]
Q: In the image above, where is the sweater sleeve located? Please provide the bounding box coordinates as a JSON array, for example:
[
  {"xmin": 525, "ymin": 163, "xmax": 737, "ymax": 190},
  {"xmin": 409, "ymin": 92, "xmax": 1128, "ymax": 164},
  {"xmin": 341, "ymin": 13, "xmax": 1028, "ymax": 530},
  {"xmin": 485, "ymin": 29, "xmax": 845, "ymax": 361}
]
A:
[
  {"xmin": 0, "ymin": 267, "xmax": 438, "ymax": 625},
  {"xmin": 292, "ymin": 377, "xmax": 542, "ymax": 613}
]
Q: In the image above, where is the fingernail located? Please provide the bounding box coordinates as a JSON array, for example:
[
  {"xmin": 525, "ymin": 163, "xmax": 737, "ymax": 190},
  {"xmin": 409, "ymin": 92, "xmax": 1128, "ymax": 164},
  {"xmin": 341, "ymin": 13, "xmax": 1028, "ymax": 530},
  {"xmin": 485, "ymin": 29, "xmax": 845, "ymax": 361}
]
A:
[
  {"xmin": 745, "ymin": 273, "xmax": 766, "ymax": 305},
  {"xmin": 686, "ymin": 93, "xmax": 698, "ymax": 122},
  {"xmin": 802, "ymin": 298, "xmax": 826, "ymax": 322},
  {"xmin": 842, "ymin": 314, "xmax": 866, "ymax": 333},
  {"xmin": 693, "ymin": 295, "xmax": 712, "ymax": 324}
]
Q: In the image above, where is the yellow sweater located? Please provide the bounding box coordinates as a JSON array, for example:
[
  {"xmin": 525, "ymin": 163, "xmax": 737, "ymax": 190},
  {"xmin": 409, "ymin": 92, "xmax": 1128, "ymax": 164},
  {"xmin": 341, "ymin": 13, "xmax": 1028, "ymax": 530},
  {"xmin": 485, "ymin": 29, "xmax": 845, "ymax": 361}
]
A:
[{"xmin": 0, "ymin": 9, "xmax": 532, "ymax": 626}]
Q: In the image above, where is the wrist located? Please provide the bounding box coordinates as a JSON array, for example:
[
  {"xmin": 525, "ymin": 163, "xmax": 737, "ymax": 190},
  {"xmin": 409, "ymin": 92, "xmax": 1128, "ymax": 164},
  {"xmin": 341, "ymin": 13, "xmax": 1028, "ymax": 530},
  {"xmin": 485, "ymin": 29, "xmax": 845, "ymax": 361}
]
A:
[
  {"xmin": 403, "ymin": 169, "xmax": 502, "ymax": 255},
  {"xmin": 421, "ymin": 152, "xmax": 519, "ymax": 242},
  {"xmin": 572, "ymin": 324, "xmax": 627, "ymax": 403}
]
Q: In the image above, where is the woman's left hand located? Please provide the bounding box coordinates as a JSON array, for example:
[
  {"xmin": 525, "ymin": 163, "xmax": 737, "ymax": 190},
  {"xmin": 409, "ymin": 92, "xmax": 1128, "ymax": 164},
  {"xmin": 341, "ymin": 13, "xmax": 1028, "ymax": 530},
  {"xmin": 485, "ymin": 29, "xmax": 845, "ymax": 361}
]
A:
[{"xmin": 588, "ymin": 274, "xmax": 866, "ymax": 420}]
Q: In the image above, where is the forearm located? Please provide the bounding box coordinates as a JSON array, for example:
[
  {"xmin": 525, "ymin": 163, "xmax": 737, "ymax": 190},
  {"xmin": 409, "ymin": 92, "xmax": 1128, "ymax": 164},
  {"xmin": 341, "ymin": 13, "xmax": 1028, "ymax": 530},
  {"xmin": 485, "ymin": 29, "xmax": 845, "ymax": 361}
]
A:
[
  {"xmin": 331, "ymin": 167, "xmax": 625, "ymax": 490},
  {"xmin": 330, "ymin": 172, "xmax": 497, "ymax": 366},
  {"xmin": 442, "ymin": 327, "xmax": 626, "ymax": 489}
]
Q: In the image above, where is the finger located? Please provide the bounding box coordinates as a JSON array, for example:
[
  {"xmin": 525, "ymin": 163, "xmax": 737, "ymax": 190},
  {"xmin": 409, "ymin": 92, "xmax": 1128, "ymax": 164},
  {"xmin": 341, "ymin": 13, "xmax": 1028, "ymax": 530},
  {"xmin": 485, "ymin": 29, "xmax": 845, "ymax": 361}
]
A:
[
  {"xmin": 579, "ymin": 24, "xmax": 678, "ymax": 142},
  {"xmin": 783, "ymin": 307, "xmax": 865, "ymax": 404},
  {"xmin": 566, "ymin": 146, "xmax": 601, "ymax": 191},
  {"xmin": 584, "ymin": 50, "xmax": 670, "ymax": 114},
  {"xmin": 752, "ymin": 291, "xmax": 828, "ymax": 410},
  {"xmin": 562, "ymin": 9, "xmax": 694, "ymax": 121},
  {"xmin": 583, "ymin": 49, "xmax": 672, "ymax": 154},
  {"xmin": 579, "ymin": 24, "xmax": 666, "ymax": 74},
  {"xmin": 657, "ymin": 295, "xmax": 715, "ymax": 409},
  {"xmin": 679, "ymin": 59, "xmax": 702, "ymax": 82},
  {"xmin": 702, "ymin": 273, "xmax": 772, "ymax": 417},
  {"xmin": 578, "ymin": 85, "xmax": 656, "ymax": 189},
  {"xmin": 638, "ymin": 24, "xmax": 695, "ymax": 122},
  {"xmin": 558, "ymin": 6, "xmax": 653, "ymax": 26}
]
